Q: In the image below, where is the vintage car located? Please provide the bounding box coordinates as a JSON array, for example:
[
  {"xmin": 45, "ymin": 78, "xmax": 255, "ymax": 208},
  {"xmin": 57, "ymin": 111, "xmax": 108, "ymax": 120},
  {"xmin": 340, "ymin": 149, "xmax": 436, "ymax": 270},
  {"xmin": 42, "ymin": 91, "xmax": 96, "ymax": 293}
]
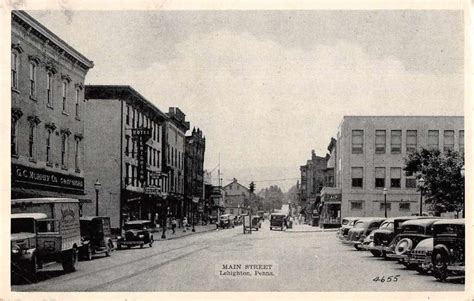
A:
[
  {"xmin": 406, "ymin": 237, "xmax": 433, "ymax": 274},
  {"xmin": 370, "ymin": 216, "xmax": 430, "ymax": 257},
  {"xmin": 79, "ymin": 216, "xmax": 114, "ymax": 260},
  {"xmin": 219, "ymin": 214, "xmax": 235, "ymax": 229},
  {"xmin": 345, "ymin": 217, "xmax": 386, "ymax": 250},
  {"xmin": 117, "ymin": 220, "xmax": 154, "ymax": 249},
  {"xmin": 431, "ymin": 219, "xmax": 464, "ymax": 281},
  {"xmin": 336, "ymin": 217, "xmax": 359, "ymax": 240},
  {"xmin": 270, "ymin": 213, "xmax": 286, "ymax": 231},
  {"xmin": 251, "ymin": 216, "xmax": 262, "ymax": 230},
  {"xmin": 386, "ymin": 218, "xmax": 439, "ymax": 265}
]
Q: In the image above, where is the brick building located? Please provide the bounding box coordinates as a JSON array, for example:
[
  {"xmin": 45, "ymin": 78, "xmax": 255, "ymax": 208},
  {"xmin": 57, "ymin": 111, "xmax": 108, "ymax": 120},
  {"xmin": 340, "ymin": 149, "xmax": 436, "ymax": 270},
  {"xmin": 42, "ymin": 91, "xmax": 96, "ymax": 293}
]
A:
[
  {"xmin": 185, "ymin": 128, "xmax": 206, "ymax": 221},
  {"xmin": 11, "ymin": 11, "xmax": 94, "ymax": 203}
]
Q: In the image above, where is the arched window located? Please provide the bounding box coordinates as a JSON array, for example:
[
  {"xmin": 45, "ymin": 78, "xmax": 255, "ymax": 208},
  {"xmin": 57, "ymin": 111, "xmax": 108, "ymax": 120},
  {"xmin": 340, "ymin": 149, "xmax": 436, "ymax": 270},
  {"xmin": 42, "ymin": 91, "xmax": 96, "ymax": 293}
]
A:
[
  {"xmin": 47, "ymin": 72, "xmax": 53, "ymax": 107},
  {"xmin": 11, "ymin": 51, "xmax": 19, "ymax": 89},
  {"xmin": 61, "ymin": 132, "xmax": 70, "ymax": 168},
  {"xmin": 29, "ymin": 62, "xmax": 37, "ymax": 98},
  {"xmin": 62, "ymin": 81, "xmax": 68, "ymax": 112}
]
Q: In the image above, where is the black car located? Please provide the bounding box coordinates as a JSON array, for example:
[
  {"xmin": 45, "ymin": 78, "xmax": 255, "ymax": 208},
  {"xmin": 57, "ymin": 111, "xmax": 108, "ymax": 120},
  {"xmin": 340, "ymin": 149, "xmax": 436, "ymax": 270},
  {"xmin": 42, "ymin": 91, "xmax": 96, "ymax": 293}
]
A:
[
  {"xmin": 79, "ymin": 216, "xmax": 114, "ymax": 260},
  {"xmin": 117, "ymin": 220, "xmax": 154, "ymax": 249},
  {"xmin": 431, "ymin": 219, "xmax": 464, "ymax": 281}
]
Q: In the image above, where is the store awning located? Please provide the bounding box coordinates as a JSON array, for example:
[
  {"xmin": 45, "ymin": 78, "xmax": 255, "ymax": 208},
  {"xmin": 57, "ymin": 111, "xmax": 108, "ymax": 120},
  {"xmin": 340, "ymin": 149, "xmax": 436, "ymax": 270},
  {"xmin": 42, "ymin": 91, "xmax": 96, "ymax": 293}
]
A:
[{"xmin": 12, "ymin": 187, "xmax": 89, "ymax": 202}]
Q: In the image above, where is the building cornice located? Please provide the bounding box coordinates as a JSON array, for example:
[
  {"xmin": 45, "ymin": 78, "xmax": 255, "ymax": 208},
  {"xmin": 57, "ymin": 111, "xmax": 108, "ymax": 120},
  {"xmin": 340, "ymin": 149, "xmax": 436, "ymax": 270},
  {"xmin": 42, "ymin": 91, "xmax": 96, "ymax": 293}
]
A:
[{"xmin": 12, "ymin": 11, "xmax": 94, "ymax": 70}]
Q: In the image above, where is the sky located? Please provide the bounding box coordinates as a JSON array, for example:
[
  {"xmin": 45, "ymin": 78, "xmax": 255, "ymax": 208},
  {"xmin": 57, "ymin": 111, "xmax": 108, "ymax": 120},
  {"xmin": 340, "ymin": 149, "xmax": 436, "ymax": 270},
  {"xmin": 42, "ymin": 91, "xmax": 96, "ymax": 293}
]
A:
[{"xmin": 27, "ymin": 10, "xmax": 464, "ymax": 191}]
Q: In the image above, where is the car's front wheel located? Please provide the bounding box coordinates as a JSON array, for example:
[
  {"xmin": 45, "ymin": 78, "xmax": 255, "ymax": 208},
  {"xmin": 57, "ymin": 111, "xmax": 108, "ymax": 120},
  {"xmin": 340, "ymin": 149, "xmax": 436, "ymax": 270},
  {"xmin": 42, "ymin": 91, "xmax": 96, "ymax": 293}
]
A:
[
  {"xmin": 432, "ymin": 249, "xmax": 449, "ymax": 281},
  {"xmin": 370, "ymin": 250, "xmax": 382, "ymax": 257},
  {"xmin": 62, "ymin": 247, "xmax": 78, "ymax": 273}
]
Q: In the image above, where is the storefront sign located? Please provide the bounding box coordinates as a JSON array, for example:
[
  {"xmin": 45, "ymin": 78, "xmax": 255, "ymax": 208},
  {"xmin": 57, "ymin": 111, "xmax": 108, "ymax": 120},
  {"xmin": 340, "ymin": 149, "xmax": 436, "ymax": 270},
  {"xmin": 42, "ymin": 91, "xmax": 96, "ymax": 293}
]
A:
[
  {"xmin": 324, "ymin": 194, "xmax": 341, "ymax": 203},
  {"xmin": 132, "ymin": 127, "xmax": 152, "ymax": 185},
  {"xmin": 145, "ymin": 186, "xmax": 161, "ymax": 195},
  {"xmin": 12, "ymin": 164, "xmax": 84, "ymax": 194}
]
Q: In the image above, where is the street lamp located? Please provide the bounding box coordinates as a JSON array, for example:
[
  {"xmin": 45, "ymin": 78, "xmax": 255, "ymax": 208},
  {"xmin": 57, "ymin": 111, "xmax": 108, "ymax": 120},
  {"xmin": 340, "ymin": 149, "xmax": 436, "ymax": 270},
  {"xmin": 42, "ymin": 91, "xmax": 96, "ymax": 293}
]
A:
[
  {"xmin": 94, "ymin": 179, "xmax": 102, "ymax": 216},
  {"xmin": 461, "ymin": 165, "xmax": 465, "ymax": 218},
  {"xmin": 383, "ymin": 188, "xmax": 388, "ymax": 218},
  {"xmin": 418, "ymin": 177, "xmax": 425, "ymax": 216}
]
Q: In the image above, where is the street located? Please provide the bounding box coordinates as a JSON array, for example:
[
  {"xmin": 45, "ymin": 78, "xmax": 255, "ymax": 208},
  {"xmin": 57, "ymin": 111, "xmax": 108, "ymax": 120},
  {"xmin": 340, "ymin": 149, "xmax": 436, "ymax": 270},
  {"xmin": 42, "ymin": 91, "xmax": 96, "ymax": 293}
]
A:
[{"xmin": 12, "ymin": 220, "xmax": 463, "ymax": 292}]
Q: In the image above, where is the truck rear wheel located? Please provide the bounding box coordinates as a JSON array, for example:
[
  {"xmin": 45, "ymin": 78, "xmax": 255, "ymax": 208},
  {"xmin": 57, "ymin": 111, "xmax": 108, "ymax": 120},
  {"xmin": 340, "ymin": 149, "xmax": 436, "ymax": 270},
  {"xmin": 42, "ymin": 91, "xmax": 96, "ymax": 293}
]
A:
[{"xmin": 62, "ymin": 247, "xmax": 78, "ymax": 273}]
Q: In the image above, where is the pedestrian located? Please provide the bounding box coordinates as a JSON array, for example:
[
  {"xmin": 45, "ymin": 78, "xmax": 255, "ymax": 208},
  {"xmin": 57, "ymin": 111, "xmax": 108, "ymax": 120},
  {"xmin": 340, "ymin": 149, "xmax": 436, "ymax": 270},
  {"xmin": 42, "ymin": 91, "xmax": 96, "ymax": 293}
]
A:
[
  {"xmin": 183, "ymin": 216, "xmax": 188, "ymax": 232},
  {"xmin": 171, "ymin": 217, "xmax": 177, "ymax": 234}
]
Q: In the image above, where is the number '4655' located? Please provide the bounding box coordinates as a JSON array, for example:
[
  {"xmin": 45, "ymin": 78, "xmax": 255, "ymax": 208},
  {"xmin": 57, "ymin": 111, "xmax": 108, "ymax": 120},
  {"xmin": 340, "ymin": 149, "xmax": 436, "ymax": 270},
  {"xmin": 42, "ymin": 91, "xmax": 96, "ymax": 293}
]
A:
[{"xmin": 372, "ymin": 275, "xmax": 400, "ymax": 283}]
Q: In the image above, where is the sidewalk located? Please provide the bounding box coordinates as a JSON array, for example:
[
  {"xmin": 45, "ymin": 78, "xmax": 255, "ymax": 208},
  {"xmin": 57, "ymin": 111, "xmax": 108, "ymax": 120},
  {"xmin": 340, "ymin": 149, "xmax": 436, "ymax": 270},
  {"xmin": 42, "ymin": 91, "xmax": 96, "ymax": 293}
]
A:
[
  {"xmin": 152, "ymin": 223, "xmax": 217, "ymax": 241},
  {"xmin": 286, "ymin": 223, "xmax": 338, "ymax": 233}
]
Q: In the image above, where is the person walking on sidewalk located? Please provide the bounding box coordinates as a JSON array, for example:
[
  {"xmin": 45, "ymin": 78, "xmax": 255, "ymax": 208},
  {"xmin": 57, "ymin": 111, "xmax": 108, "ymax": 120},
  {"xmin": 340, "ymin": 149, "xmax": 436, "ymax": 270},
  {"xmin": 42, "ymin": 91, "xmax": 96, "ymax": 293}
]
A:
[
  {"xmin": 183, "ymin": 216, "xmax": 188, "ymax": 232},
  {"xmin": 171, "ymin": 217, "xmax": 177, "ymax": 234}
]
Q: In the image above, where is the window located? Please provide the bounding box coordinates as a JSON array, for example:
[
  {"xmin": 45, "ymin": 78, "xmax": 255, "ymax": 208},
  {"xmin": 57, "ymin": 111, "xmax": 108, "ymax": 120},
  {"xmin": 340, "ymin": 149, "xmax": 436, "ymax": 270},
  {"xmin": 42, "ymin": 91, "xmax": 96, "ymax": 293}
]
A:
[
  {"xmin": 428, "ymin": 130, "xmax": 439, "ymax": 150},
  {"xmin": 132, "ymin": 108, "xmax": 136, "ymax": 127},
  {"xmin": 375, "ymin": 130, "xmax": 386, "ymax": 154},
  {"xmin": 443, "ymin": 130, "xmax": 454, "ymax": 152},
  {"xmin": 61, "ymin": 133, "xmax": 69, "ymax": 168},
  {"xmin": 157, "ymin": 150, "xmax": 160, "ymax": 167},
  {"xmin": 28, "ymin": 124, "xmax": 36, "ymax": 159},
  {"xmin": 390, "ymin": 168, "xmax": 401, "ymax": 188},
  {"xmin": 352, "ymin": 130, "xmax": 363, "ymax": 154},
  {"xmin": 459, "ymin": 130, "xmax": 464, "ymax": 153},
  {"xmin": 47, "ymin": 72, "xmax": 53, "ymax": 106},
  {"xmin": 351, "ymin": 167, "xmax": 363, "ymax": 188},
  {"xmin": 390, "ymin": 130, "xmax": 401, "ymax": 154},
  {"xmin": 125, "ymin": 135, "xmax": 130, "ymax": 156},
  {"xmin": 351, "ymin": 201, "xmax": 363, "ymax": 210},
  {"xmin": 11, "ymin": 51, "xmax": 18, "ymax": 89},
  {"xmin": 406, "ymin": 177, "xmax": 417, "ymax": 188},
  {"xmin": 406, "ymin": 130, "xmax": 417, "ymax": 152},
  {"xmin": 12, "ymin": 118, "xmax": 19, "ymax": 156},
  {"xmin": 131, "ymin": 165, "xmax": 136, "ymax": 186},
  {"xmin": 125, "ymin": 163, "xmax": 130, "ymax": 185},
  {"xmin": 74, "ymin": 139, "xmax": 80, "ymax": 171},
  {"xmin": 399, "ymin": 203, "xmax": 411, "ymax": 211},
  {"xmin": 375, "ymin": 167, "xmax": 385, "ymax": 188},
  {"xmin": 126, "ymin": 105, "xmax": 130, "ymax": 125},
  {"xmin": 46, "ymin": 130, "xmax": 52, "ymax": 163},
  {"xmin": 62, "ymin": 81, "xmax": 68, "ymax": 112},
  {"xmin": 75, "ymin": 89, "xmax": 80, "ymax": 118},
  {"xmin": 29, "ymin": 62, "xmax": 37, "ymax": 97},
  {"xmin": 380, "ymin": 202, "xmax": 391, "ymax": 211}
]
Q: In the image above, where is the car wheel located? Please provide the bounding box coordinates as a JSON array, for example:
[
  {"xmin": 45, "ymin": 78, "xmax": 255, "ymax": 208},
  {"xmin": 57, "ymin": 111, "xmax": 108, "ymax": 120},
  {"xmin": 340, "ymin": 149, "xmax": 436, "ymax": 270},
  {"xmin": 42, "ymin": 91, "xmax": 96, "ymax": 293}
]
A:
[
  {"xmin": 432, "ymin": 250, "xmax": 449, "ymax": 281},
  {"xmin": 62, "ymin": 247, "xmax": 78, "ymax": 273},
  {"xmin": 149, "ymin": 236, "xmax": 154, "ymax": 248},
  {"xmin": 127, "ymin": 245, "xmax": 131, "ymax": 249},
  {"xmin": 370, "ymin": 250, "xmax": 382, "ymax": 257},
  {"xmin": 270, "ymin": 227, "xmax": 272, "ymax": 230},
  {"xmin": 140, "ymin": 244, "xmax": 144, "ymax": 249},
  {"xmin": 354, "ymin": 244, "xmax": 362, "ymax": 251}
]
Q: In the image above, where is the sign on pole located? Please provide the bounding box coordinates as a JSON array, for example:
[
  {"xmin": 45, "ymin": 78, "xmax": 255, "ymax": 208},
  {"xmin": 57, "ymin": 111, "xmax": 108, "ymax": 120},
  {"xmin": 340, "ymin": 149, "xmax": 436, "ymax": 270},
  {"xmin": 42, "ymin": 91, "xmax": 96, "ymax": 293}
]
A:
[{"xmin": 132, "ymin": 127, "xmax": 152, "ymax": 185}]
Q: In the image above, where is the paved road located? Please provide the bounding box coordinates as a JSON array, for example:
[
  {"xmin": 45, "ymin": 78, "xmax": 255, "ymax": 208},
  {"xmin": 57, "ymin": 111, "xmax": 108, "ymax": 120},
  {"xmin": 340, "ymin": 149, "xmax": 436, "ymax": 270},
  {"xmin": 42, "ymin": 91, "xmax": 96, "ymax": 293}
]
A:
[{"xmin": 12, "ymin": 220, "xmax": 463, "ymax": 291}]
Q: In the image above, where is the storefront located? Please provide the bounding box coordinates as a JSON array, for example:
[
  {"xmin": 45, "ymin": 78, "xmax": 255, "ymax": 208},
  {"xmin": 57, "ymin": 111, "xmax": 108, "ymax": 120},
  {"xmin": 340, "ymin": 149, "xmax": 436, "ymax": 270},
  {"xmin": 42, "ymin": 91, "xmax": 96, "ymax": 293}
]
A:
[{"xmin": 319, "ymin": 187, "xmax": 342, "ymax": 228}]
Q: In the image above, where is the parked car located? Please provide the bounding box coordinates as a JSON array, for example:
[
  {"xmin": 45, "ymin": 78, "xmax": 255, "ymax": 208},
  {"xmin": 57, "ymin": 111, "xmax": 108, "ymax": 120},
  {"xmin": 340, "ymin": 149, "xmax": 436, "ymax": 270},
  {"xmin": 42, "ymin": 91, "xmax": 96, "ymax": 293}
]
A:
[
  {"xmin": 79, "ymin": 216, "xmax": 114, "ymax": 260},
  {"xmin": 117, "ymin": 220, "xmax": 154, "ymax": 249},
  {"xmin": 336, "ymin": 217, "xmax": 359, "ymax": 240},
  {"xmin": 251, "ymin": 216, "xmax": 262, "ymax": 231},
  {"xmin": 270, "ymin": 213, "xmax": 286, "ymax": 231},
  {"xmin": 406, "ymin": 237, "xmax": 433, "ymax": 274},
  {"xmin": 431, "ymin": 219, "xmax": 464, "ymax": 281},
  {"xmin": 345, "ymin": 217, "xmax": 386, "ymax": 250},
  {"xmin": 370, "ymin": 216, "xmax": 430, "ymax": 257},
  {"xmin": 219, "ymin": 214, "xmax": 234, "ymax": 229},
  {"xmin": 386, "ymin": 218, "xmax": 440, "ymax": 266},
  {"xmin": 11, "ymin": 198, "xmax": 82, "ymax": 281}
]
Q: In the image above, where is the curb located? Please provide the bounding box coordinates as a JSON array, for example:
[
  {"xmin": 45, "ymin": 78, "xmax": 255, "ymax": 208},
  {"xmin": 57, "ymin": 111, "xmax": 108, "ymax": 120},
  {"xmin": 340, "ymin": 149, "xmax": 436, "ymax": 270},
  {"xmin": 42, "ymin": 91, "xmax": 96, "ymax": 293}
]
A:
[
  {"xmin": 156, "ymin": 227, "xmax": 217, "ymax": 241},
  {"xmin": 285, "ymin": 228, "xmax": 338, "ymax": 233}
]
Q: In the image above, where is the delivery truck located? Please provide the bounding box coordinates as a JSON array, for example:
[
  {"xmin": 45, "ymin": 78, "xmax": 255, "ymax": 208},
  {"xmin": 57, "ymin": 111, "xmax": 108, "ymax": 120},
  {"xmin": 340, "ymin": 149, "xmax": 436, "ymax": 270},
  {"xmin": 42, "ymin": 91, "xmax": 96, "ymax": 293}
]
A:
[{"xmin": 11, "ymin": 198, "xmax": 82, "ymax": 280}]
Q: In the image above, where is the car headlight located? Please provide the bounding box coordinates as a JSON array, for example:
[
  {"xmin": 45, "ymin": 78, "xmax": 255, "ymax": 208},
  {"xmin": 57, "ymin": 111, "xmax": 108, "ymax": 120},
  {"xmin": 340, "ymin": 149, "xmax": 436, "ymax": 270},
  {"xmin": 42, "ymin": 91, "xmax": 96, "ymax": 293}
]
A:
[
  {"xmin": 11, "ymin": 245, "xmax": 20, "ymax": 254},
  {"xmin": 117, "ymin": 236, "xmax": 122, "ymax": 240},
  {"xmin": 139, "ymin": 234, "xmax": 144, "ymax": 238}
]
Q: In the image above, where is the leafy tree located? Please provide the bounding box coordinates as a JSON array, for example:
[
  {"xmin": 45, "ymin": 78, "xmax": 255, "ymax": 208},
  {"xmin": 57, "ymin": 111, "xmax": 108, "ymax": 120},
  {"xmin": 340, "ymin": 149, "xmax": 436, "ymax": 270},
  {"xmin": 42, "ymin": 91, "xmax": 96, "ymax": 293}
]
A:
[{"xmin": 404, "ymin": 148, "xmax": 464, "ymax": 215}]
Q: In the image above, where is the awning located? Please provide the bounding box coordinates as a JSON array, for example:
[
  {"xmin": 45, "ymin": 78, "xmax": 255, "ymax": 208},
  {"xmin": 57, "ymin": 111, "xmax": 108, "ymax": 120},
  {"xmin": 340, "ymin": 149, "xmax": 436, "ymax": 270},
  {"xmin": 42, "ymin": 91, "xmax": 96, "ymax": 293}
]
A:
[{"xmin": 11, "ymin": 187, "xmax": 89, "ymax": 201}]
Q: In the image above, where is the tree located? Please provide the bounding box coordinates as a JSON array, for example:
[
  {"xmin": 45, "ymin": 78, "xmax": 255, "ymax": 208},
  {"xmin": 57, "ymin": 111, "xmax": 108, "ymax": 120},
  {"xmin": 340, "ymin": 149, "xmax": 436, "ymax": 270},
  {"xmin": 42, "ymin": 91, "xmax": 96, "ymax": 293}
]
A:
[{"xmin": 404, "ymin": 148, "xmax": 464, "ymax": 215}]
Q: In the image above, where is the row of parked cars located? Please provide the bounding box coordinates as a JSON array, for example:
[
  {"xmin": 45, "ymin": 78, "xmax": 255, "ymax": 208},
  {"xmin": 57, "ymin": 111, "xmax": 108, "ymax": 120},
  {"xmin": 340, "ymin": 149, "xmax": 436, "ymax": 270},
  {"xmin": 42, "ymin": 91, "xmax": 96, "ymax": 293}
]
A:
[
  {"xmin": 337, "ymin": 216, "xmax": 465, "ymax": 282},
  {"xmin": 11, "ymin": 198, "xmax": 157, "ymax": 283}
]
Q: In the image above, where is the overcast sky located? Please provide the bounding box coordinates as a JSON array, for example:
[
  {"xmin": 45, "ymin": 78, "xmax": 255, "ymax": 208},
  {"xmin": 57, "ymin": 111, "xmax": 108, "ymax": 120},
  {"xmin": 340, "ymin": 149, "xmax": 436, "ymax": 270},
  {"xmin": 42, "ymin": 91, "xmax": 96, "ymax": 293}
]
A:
[{"xmin": 27, "ymin": 10, "xmax": 464, "ymax": 191}]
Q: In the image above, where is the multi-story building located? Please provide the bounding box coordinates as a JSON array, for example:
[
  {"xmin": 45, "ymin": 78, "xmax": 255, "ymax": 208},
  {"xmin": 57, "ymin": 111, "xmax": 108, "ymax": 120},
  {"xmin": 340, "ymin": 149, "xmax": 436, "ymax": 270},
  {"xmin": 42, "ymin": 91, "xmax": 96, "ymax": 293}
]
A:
[
  {"xmin": 162, "ymin": 108, "xmax": 189, "ymax": 218},
  {"xmin": 299, "ymin": 150, "xmax": 327, "ymax": 223},
  {"xmin": 320, "ymin": 116, "xmax": 464, "ymax": 224},
  {"xmin": 83, "ymin": 85, "xmax": 168, "ymax": 229},
  {"xmin": 222, "ymin": 178, "xmax": 254, "ymax": 215},
  {"xmin": 184, "ymin": 128, "xmax": 206, "ymax": 221},
  {"xmin": 11, "ymin": 11, "xmax": 94, "ymax": 204}
]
